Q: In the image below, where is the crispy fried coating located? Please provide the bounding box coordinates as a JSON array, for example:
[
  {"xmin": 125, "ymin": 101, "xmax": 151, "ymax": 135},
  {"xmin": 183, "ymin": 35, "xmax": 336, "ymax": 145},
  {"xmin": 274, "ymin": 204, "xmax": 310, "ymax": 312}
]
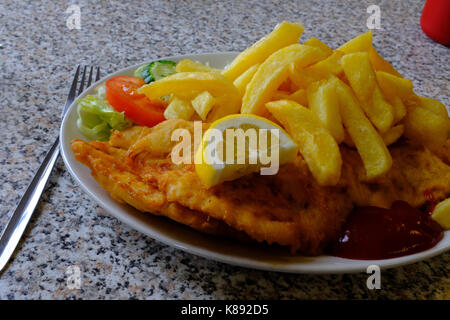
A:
[
  {"xmin": 71, "ymin": 119, "xmax": 450, "ymax": 255},
  {"xmin": 340, "ymin": 140, "xmax": 450, "ymax": 208},
  {"xmin": 71, "ymin": 136, "xmax": 249, "ymax": 241}
]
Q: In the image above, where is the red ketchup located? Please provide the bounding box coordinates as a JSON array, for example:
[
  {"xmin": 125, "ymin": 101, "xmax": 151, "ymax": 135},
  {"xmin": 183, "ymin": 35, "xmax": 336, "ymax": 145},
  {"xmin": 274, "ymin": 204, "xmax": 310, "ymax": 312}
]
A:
[{"xmin": 331, "ymin": 201, "xmax": 443, "ymax": 260}]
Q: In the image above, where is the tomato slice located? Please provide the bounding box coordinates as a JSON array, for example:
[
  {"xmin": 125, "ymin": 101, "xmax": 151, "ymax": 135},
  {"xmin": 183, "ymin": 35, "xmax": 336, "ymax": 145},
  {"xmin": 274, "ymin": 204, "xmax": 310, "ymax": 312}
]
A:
[{"xmin": 105, "ymin": 76, "xmax": 166, "ymax": 127}]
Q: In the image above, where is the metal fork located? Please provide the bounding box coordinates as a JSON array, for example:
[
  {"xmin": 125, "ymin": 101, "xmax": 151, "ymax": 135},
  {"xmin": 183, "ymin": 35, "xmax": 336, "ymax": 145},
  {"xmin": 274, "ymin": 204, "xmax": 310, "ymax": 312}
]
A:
[{"xmin": 0, "ymin": 66, "xmax": 100, "ymax": 274}]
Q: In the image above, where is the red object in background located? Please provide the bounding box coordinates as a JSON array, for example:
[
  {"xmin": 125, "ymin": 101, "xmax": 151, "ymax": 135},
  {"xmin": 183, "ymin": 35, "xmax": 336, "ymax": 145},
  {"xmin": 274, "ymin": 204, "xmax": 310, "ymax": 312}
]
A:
[{"xmin": 420, "ymin": 0, "xmax": 450, "ymax": 46}]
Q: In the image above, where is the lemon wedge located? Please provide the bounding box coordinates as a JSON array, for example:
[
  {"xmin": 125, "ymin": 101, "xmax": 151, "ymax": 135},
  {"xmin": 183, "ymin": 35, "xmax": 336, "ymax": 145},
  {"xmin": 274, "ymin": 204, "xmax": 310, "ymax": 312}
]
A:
[
  {"xmin": 194, "ymin": 114, "xmax": 298, "ymax": 188},
  {"xmin": 431, "ymin": 198, "xmax": 450, "ymax": 229}
]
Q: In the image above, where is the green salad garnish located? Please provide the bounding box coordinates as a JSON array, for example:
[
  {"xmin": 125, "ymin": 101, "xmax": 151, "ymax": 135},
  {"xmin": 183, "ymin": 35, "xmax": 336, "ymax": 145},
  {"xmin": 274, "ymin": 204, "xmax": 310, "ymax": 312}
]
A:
[{"xmin": 76, "ymin": 85, "xmax": 132, "ymax": 141}]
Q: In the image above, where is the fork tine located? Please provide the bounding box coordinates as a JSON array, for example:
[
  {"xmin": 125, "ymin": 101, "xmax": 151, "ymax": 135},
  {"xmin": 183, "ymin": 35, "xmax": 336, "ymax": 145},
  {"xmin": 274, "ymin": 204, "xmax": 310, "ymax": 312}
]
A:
[
  {"xmin": 61, "ymin": 65, "xmax": 101, "ymax": 119},
  {"xmin": 86, "ymin": 66, "xmax": 94, "ymax": 88},
  {"xmin": 95, "ymin": 67, "xmax": 101, "ymax": 81},
  {"xmin": 66, "ymin": 65, "xmax": 80, "ymax": 103},
  {"xmin": 61, "ymin": 65, "xmax": 80, "ymax": 118},
  {"xmin": 78, "ymin": 65, "xmax": 87, "ymax": 95}
]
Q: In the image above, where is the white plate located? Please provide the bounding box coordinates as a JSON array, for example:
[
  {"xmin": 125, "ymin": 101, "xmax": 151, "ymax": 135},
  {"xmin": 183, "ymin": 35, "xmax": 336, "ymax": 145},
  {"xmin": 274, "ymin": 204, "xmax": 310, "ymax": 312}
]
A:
[{"xmin": 60, "ymin": 52, "xmax": 450, "ymax": 274}]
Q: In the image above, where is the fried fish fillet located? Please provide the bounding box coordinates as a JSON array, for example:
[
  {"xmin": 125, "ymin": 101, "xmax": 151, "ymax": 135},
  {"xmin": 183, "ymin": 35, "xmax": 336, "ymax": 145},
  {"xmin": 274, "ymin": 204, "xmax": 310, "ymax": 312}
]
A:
[
  {"xmin": 71, "ymin": 119, "xmax": 450, "ymax": 255},
  {"xmin": 71, "ymin": 127, "xmax": 249, "ymax": 241},
  {"xmin": 340, "ymin": 141, "xmax": 450, "ymax": 208}
]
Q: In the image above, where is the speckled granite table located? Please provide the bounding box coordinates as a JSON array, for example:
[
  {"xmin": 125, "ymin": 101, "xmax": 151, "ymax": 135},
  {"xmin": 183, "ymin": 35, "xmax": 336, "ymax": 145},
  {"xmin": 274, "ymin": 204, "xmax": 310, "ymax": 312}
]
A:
[{"xmin": 0, "ymin": 0, "xmax": 449, "ymax": 299}]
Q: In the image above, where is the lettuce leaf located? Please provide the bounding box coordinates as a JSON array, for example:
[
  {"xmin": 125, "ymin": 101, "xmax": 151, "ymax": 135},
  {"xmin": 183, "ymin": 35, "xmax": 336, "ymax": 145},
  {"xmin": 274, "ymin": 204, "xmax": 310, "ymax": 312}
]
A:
[{"xmin": 76, "ymin": 87, "xmax": 132, "ymax": 141}]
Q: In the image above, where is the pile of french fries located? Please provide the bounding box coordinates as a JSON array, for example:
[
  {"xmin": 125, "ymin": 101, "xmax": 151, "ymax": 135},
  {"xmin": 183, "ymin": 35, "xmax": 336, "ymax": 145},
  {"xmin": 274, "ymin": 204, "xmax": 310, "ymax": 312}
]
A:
[{"xmin": 139, "ymin": 21, "xmax": 450, "ymax": 186}]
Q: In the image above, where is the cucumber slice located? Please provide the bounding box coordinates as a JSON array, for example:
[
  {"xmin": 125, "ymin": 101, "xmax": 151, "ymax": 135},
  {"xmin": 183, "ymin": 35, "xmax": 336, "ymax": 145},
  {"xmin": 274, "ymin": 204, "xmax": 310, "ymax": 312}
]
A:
[
  {"xmin": 140, "ymin": 60, "xmax": 177, "ymax": 83},
  {"xmin": 134, "ymin": 64, "xmax": 147, "ymax": 78},
  {"xmin": 141, "ymin": 66, "xmax": 154, "ymax": 83},
  {"xmin": 149, "ymin": 60, "xmax": 177, "ymax": 81}
]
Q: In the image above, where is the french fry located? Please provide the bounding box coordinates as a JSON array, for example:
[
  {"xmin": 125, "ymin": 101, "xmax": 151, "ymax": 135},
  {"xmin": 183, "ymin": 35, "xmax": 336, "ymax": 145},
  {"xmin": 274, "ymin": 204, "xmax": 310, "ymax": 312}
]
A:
[
  {"xmin": 271, "ymin": 90, "xmax": 291, "ymax": 101},
  {"xmin": 376, "ymin": 71, "xmax": 413, "ymax": 101},
  {"xmin": 343, "ymin": 123, "xmax": 404, "ymax": 147},
  {"xmin": 346, "ymin": 127, "xmax": 406, "ymax": 150},
  {"xmin": 369, "ymin": 46, "xmax": 402, "ymax": 77},
  {"xmin": 138, "ymin": 72, "xmax": 241, "ymax": 118},
  {"xmin": 381, "ymin": 124, "xmax": 404, "ymax": 146},
  {"xmin": 418, "ymin": 96, "xmax": 449, "ymax": 118},
  {"xmin": 338, "ymin": 31, "xmax": 402, "ymax": 77},
  {"xmin": 341, "ymin": 52, "xmax": 375, "ymax": 101},
  {"xmin": 343, "ymin": 129, "xmax": 355, "ymax": 148},
  {"xmin": 334, "ymin": 78, "xmax": 392, "ymax": 179},
  {"xmin": 390, "ymin": 95, "xmax": 407, "ymax": 124},
  {"xmin": 337, "ymin": 30, "xmax": 372, "ymax": 54},
  {"xmin": 242, "ymin": 44, "xmax": 327, "ymax": 116},
  {"xmin": 233, "ymin": 63, "xmax": 260, "ymax": 96},
  {"xmin": 373, "ymin": 88, "xmax": 394, "ymax": 131},
  {"xmin": 176, "ymin": 59, "xmax": 220, "ymax": 73},
  {"xmin": 288, "ymin": 64, "xmax": 317, "ymax": 89},
  {"xmin": 303, "ymin": 38, "xmax": 333, "ymax": 56},
  {"xmin": 376, "ymin": 71, "xmax": 412, "ymax": 123},
  {"xmin": 346, "ymin": 125, "xmax": 402, "ymax": 148},
  {"xmin": 288, "ymin": 88, "xmax": 308, "ymax": 106},
  {"xmin": 307, "ymin": 78, "xmax": 345, "ymax": 143},
  {"xmin": 139, "ymin": 72, "xmax": 236, "ymax": 98},
  {"xmin": 287, "ymin": 44, "xmax": 337, "ymax": 90},
  {"xmin": 341, "ymin": 52, "xmax": 394, "ymax": 132},
  {"xmin": 206, "ymin": 94, "xmax": 241, "ymax": 122},
  {"xmin": 265, "ymin": 99, "xmax": 342, "ymax": 186},
  {"xmin": 164, "ymin": 97, "xmax": 194, "ymax": 120},
  {"xmin": 404, "ymin": 105, "xmax": 449, "ymax": 149},
  {"xmin": 346, "ymin": 122, "xmax": 404, "ymax": 148},
  {"xmin": 191, "ymin": 91, "xmax": 216, "ymax": 120},
  {"xmin": 306, "ymin": 50, "xmax": 345, "ymax": 78},
  {"xmin": 223, "ymin": 21, "xmax": 305, "ymax": 81}
]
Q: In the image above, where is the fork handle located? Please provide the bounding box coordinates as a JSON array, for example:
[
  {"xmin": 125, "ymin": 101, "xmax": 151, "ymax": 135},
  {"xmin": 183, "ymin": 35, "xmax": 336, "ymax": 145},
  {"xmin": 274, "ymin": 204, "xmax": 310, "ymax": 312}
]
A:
[{"xmin": 0, "ymin": 136, "xmax": 60, "ymax": 273}]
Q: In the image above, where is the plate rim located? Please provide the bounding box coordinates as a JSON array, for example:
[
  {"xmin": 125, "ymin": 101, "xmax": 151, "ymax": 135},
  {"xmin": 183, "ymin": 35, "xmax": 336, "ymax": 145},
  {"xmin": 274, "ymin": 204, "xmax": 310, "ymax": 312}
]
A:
[{"xmin": 59, "ymin": 51, "xmax": 450, "ymax": 274}]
